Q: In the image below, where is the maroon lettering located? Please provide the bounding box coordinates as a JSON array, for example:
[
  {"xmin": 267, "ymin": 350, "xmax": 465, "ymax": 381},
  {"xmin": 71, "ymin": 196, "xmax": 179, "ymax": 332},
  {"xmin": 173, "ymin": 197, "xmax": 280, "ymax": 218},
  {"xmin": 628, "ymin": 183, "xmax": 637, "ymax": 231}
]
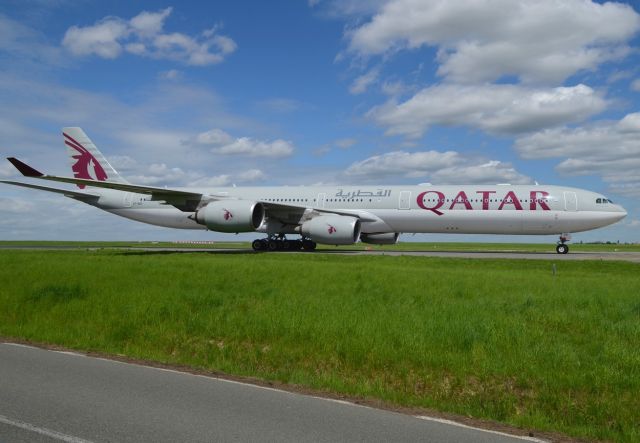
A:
[
  {"xmin": 476, "ymin": 190, "xmax": 496, "ymax": 210},
  {"xmin": 417, "ymin": 191, "xmax": 445, "ymax": 215},
  {"xmin": 530, "ymin": 191, "xmax": 550, "ymax": 210},
  {"xmin": 498, "ymin": 191, "xmax": 523, "ymax": 210},
  {"xmin": 449, "ymin": 191, "xmax": 472, "ymax": 210}
]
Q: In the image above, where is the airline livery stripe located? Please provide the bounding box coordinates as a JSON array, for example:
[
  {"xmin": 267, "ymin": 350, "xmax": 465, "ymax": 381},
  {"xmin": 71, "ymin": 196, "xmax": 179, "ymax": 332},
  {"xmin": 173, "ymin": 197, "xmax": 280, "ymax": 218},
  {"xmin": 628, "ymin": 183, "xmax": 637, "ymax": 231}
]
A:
[
  {"xmin": 63, "ymin": 133, "xmax": 88, "ymax": 152},
  {"xmin": 65, "ymin": 140, "xmax": 86, "ymax": 153}
]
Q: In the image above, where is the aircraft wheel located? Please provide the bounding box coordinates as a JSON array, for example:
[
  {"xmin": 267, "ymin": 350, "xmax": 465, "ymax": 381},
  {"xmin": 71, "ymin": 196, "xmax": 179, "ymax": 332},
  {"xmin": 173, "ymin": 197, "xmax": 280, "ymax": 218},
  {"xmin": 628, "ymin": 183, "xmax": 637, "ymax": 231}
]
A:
[
  {"xmin": 556, "ymin": 244, "xmax": 569, "ymax": 254},
  {"xmin": 302, "ymin": 239, "xmax": 316, "ymax": 251},
  {"xmin": 268, "ymin": 239, "xmax": 279, "ymax": 251},
  {"xmin": 282, "ymin": 240, "xmax": 291, "ymax": 250},
  {"xmin": 252, "ymin": 239, "xmax": 264, "ymax": 251}
]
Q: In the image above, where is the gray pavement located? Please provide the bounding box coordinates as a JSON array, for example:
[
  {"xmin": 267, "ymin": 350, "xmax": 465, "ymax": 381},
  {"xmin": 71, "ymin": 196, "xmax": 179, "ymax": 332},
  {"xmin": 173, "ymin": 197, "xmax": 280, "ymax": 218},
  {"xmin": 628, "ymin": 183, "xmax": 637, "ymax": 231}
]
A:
[{"xmin": 0, "ymin": 343, "xmax": 545, "ymax": 443}]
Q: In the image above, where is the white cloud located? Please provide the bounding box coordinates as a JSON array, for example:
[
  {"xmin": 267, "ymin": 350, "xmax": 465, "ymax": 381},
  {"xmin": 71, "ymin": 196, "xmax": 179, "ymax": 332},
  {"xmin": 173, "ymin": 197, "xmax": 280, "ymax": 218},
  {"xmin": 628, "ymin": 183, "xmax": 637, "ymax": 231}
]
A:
[
  {"xmin": 187, "ymin": 169, "xmax": 264, "ymax": 187},
  {"xmin": 515, "ymin": 112, "xmax": 640, "ymax": 196},
  {"xmin": 106, "ymin": 155, "xmax": 137, "ymax": 171},
  {"xmin": 237, "ymin": 169, "xmax": 266, "ymax": 182},
  {"xmin": 515, "ymin": 113, "xmax": 640, "ymax": 161},
  {"xmin": 159, "ymin": 69, "xmax": 182, "ymax": 80},
  {"xmin": 368, "ymin": 83, "xmax": 606, "ymax": 138},
  {"xmin": 335, "ymin": 138, "xmax": 357, "ymax": 149},
  {"xmin": 380, "ymin": 80, "xmax": 410, "ymax": 96},
  {"xmin": 188, "ymin": 128, "xmax": 294, "ymax": 157},
  {"xmin": 347, "ymin": 0, "xmax": 640, "ymax": 84},
  {"xmin": 188, "ymin": 175, "xmax": 231, "ymax": 187},
  {"xmin": 62, "ymin": 8, "xmax": 236, "ymax": 66},
  {"xmin": 349, "ymin": 67, "xmax": 380, "ymax": 94},
  {"xmin": 212, "ymin": 138, "xmax": 294, "ymax": 157},
  {"xmin": 631, "ymin": 79, "xmax": 640, "ymax": 92},
  {"xmin": 129, "ymin": 7, "xmax": 172, "ymax": 37},
  {"xmin": 346, "ymin": 150, "xmax": 457, "ymax": 177},
  {"xmin": 129, "ymin": 163, "xmax": 189, "ymax": 185},
  {"xmin": 62, "ymin": 18, "xmax": 129, "ymax": 59},
  {"xmin": 431, "ymin": 160, "xmax": 530, "ymax": 185},
  {"xmin": 344, "ymin": 150, "xmax": 529, "ymax": 184},
  {"xmin": 191, "ymin": 128, "xmax": 234, "ymax": 146}
]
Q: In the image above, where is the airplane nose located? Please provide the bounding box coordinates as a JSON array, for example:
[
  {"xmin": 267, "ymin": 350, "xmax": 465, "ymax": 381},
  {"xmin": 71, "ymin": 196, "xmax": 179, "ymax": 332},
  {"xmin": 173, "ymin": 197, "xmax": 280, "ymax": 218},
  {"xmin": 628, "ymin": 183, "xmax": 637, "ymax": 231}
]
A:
[{"xmin": 614, "ymin": 205, "xmax": 627, "ymax": 221}]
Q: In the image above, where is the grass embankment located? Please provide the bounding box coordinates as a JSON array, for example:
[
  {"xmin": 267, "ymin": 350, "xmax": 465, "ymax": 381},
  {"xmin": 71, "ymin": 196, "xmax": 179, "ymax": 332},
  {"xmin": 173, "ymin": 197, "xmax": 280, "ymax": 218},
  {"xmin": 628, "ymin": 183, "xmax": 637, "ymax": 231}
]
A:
[{"xmin": 1, "ymin": 250, "xmax": 638, "ymax": 442}]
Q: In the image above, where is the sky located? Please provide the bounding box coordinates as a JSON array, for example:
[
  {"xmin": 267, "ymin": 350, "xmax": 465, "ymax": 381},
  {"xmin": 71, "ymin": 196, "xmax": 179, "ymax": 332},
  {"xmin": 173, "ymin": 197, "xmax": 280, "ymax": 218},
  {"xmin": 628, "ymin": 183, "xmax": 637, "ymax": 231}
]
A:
[{"xmin": 0, "ymin": 0, "xmax": 639, "ymax": 243}]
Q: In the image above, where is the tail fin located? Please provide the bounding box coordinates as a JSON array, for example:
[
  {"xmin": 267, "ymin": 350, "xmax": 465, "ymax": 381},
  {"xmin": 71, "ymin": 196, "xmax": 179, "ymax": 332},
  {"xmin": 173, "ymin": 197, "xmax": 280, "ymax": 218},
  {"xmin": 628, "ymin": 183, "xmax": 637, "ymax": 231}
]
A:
[{"xmin": 62, "ymin": 127, "xmax": 128, "ymax": 189}]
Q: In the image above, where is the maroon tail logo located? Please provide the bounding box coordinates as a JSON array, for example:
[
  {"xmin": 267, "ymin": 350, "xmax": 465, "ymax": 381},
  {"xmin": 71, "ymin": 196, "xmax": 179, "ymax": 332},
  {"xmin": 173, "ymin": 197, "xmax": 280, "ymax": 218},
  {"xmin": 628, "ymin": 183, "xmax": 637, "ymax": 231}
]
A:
[
  {"xmin": 327, "ymin": 224, "xmax": 336, "ymax": 234},
  {"xmin": 223, "ymin": 209, "xmax": 233, "ymax": 221},
  {"xmin": 64, "ymin": 132, "xmax": 108, "ymax": 189}
]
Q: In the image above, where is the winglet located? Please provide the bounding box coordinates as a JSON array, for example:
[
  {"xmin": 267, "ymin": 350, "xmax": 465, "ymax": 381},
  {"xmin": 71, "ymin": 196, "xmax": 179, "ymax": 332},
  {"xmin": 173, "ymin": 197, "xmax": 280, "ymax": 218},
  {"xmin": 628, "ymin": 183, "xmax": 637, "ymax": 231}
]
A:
[{"xmin": 7, "ymin": 157, "xmax": 44, "ymax": 177}]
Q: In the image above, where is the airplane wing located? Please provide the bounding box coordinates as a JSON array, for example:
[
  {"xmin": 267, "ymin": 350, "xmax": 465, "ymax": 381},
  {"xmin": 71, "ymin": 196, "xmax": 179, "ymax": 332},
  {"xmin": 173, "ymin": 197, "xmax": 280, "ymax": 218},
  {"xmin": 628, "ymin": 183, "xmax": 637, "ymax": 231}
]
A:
[
  {"xmin": 6, "ymin": 157, "xmax": 207, "ymax": 211},
  {"xmin": 7, "ymin": 157, "xmax": 202, "ymax": 199},
  {"xmin": 0, "ymin": 180, "xmax": 100, "ymax": 200}
]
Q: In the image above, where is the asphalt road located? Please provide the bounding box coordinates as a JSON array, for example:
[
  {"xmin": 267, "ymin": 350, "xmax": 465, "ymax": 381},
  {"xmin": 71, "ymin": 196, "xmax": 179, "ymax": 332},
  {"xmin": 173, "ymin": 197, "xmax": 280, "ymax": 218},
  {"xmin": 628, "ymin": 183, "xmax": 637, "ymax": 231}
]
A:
[{"xmin": 0, "ymin": 343, "xmax": 545, "ymax": 443}]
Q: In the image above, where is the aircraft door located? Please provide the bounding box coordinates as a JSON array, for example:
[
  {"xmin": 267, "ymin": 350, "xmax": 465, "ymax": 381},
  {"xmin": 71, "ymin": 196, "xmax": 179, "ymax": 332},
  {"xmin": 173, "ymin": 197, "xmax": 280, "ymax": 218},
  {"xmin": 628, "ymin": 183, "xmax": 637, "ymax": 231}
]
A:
[
  {"xmin": 399, "ymin": 191, "xmax": 411, "ymax": 209},
  {"xmin": 317, "ymin": 193, "xmax": 326, "ymax": 209},
  {"xmin": 564, "ymin": 192, "xmax": 578, "ymax": 211}
]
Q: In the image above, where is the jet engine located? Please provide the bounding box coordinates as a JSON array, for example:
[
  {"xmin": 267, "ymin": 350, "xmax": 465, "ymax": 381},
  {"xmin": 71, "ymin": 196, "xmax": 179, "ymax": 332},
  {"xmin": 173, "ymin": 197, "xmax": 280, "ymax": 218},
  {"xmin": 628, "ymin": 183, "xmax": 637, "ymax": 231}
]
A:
[
  {"xmin": 360, "ymin": 232, "xmax": 399, "ymax": 245},
  {"xmin": 195, "ymin": 200, "xmax": 264, "ymax": 233},
  {"xmin": 301, "ymin": 215, "xmax": 360, "ymax": 245}
]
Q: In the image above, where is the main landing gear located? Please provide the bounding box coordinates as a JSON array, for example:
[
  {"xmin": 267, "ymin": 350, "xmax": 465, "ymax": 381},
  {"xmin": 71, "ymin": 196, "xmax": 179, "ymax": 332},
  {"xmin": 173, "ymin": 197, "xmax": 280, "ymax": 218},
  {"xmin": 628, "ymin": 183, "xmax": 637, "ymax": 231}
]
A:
[
  {"xmin": 251, "ymin": 235, "xmax": 317, "ymax": 252},
  {"xmin": 556, "ymin": 233, "xmax": 571, "ymax": 254}
]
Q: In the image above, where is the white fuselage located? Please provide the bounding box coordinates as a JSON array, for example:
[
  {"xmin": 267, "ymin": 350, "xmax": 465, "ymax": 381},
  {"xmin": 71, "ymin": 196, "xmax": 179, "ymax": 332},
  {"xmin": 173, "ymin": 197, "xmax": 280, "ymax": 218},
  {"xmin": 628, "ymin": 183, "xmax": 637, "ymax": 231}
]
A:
[{"xmin": 91, "ymin": 184, "xmax": 626, "ymax": 236}]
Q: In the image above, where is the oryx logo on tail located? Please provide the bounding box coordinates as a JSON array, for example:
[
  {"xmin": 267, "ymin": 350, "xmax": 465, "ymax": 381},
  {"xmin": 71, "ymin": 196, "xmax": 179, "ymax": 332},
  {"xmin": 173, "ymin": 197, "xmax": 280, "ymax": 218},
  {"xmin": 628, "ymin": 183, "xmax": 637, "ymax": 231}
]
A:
[{"xmin": 63, "ymin": 132, "xmax": 108, "ymax": 189}]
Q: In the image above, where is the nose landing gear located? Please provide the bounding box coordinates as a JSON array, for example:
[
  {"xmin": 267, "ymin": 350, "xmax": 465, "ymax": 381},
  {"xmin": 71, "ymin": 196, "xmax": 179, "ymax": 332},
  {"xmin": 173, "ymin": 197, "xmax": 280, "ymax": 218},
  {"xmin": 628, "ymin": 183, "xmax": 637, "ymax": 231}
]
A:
[{"xmin": 556, "ymin": 233, "xmax": 571, "ymax": 254}]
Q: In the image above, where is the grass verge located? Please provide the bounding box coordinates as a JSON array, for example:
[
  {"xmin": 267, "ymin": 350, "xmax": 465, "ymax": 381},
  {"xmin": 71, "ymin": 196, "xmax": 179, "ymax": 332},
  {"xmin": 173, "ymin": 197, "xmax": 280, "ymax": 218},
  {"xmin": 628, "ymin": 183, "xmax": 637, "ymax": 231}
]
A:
[{"xmin": 1, "ymin": 250, "xmax": 638, "ymax": 442}]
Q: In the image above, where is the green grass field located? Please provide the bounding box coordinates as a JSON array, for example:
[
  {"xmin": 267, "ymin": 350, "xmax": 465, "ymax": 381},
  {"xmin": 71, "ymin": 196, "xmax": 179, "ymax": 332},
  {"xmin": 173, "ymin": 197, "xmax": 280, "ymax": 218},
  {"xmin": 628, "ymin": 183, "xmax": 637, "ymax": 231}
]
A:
[{"xmin": 1, "ymin": 249, "xmax": 638, "ymax": 442}]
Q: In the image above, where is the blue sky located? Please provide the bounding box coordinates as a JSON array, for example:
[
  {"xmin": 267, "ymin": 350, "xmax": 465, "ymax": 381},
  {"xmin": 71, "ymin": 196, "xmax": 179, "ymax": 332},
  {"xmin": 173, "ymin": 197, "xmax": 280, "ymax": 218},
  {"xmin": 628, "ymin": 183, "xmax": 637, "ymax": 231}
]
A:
[{"xmin": 1, "ymin": 0, "xmax": 639, "ymax": 242}]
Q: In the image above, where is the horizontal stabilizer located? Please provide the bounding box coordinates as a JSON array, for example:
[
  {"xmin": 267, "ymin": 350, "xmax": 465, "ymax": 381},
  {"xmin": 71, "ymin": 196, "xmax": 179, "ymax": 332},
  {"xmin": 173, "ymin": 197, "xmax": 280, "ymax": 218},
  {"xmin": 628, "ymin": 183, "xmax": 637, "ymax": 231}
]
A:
[{"xmin": 7, "ymin": 157, "xmax": 44, "ymax": 177}]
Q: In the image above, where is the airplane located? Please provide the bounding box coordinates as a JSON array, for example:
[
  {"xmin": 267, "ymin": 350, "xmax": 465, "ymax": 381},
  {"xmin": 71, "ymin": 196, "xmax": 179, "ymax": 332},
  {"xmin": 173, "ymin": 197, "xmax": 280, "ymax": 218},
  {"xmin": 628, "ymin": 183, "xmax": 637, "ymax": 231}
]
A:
[{"xmin": 1, "ymin": 127, "xmax": 627, "ymax": 254}]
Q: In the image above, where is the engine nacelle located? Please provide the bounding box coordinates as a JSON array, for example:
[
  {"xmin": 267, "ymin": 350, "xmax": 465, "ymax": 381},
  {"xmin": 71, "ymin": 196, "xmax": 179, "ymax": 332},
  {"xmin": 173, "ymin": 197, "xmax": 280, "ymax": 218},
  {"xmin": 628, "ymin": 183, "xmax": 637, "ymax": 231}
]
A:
[
  {"xmin": 195, "ymin": 200, "xmax": 264, "ymax": 233},
  {"xmin": 360, "ymin": 232, "xmax": 399, "ymax": 245},
  {"xmin": 301, "ymin": 215, "xmax": 361, "ymax": 245}
]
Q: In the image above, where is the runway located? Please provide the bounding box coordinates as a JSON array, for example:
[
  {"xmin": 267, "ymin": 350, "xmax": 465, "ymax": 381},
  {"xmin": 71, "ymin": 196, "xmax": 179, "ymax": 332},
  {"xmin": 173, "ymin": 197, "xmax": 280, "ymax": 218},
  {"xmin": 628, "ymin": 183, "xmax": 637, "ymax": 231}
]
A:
[{"xmin": 0, "ymin": 343, "xmax": 545, "ymax": 443}]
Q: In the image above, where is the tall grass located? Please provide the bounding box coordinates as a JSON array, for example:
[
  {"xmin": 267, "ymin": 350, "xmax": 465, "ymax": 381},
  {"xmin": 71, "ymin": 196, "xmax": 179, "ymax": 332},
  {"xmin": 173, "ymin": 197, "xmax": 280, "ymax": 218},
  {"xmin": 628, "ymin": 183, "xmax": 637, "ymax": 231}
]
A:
[{"xmin": 0, "ymin": 250, "xmax": 638, "ymax": 442}]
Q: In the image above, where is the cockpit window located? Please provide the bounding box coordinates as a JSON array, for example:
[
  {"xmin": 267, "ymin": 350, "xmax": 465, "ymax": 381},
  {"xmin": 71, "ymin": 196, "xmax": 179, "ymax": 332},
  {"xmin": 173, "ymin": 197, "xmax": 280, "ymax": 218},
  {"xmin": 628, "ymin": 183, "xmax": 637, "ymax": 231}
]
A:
[
  {"xmin": 596, "ymin": 198, "xmax": 614, "ymax": 204},
  {"xmin": 596, "ymin": 198, "xmax": 602, "ymax": 203}
]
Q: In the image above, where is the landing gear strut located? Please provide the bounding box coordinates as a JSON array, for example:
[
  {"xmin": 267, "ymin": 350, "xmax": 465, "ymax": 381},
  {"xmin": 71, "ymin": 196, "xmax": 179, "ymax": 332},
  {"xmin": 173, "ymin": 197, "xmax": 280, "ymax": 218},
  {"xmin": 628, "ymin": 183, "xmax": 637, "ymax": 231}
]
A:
[
  {"xmin": 556, "ymin": 233, "xmax": 571, "ymax": 254},
  {"xmin": 251, "ymin": 235, "xmax": 316, "ymax": 252}
]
